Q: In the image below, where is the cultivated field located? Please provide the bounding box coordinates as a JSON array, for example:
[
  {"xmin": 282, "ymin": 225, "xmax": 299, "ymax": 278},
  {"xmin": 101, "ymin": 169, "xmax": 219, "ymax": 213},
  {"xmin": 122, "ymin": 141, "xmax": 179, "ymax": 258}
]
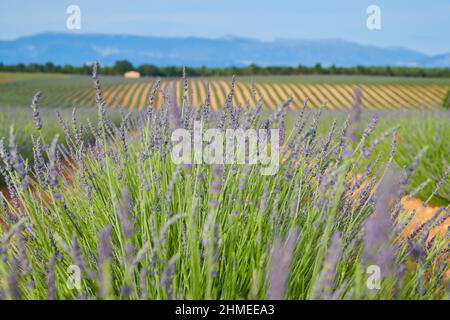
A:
[
  {"xmin": 0, "ymin": 73, "xmax": 449, "ymax": 110},
  {"xmin": 0, "ymin": 72, "xmax": 70, "ymax": 84}
]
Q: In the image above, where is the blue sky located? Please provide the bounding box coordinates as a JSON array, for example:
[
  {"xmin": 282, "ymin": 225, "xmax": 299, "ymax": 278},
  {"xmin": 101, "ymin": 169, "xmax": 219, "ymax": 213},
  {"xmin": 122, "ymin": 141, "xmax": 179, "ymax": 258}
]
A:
[{"xmin": 1, "ymin": 0, "xmax": 449, "ymax": 54}]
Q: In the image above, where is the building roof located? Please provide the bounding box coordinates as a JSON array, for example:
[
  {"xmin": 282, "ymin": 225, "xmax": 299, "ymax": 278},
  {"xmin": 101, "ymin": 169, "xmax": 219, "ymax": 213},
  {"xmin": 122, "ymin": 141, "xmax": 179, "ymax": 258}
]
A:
[{"xmin": 124, "ymin": 70, "xmax": 140, "ymax": 78}]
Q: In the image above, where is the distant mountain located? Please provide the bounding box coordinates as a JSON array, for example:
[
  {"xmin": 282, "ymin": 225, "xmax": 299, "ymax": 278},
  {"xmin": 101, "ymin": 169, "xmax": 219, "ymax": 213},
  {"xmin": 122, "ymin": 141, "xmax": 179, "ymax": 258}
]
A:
[
  {"xmin": 426, "ymin": 53, "xmax": 450, "ymax": 67},
  {"xmin": 0, "ymin": 32, "xmax": 449, "ymax": 67}
]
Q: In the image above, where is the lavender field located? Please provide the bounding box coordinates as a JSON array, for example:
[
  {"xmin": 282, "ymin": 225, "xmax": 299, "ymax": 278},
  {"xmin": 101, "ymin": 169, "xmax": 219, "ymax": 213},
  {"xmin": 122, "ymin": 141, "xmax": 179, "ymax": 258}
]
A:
[{"xmin": 0, "ymin": 65, "xmax": 448, "ymax": 300}]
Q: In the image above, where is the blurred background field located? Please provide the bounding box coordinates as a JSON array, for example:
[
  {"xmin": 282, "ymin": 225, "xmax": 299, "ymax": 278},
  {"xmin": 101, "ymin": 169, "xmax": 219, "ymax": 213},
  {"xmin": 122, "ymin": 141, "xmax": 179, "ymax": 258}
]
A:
[
  {"xmin": 1, "ymin": 72, "xmax": 449, "ymax": 110},
  {"xmin": 0, "ymin": 72, "xmax": 70, "ymax": 84}
]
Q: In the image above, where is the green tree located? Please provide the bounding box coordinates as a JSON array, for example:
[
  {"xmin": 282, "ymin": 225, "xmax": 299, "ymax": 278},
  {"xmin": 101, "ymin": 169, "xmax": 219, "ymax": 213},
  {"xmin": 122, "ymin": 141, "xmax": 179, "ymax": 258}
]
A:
[
  {"xmin": 313, "ymin": 63, "xmax": 322, "ymax": 74},
  {"xmin": 113, "ymin": 60, "xmax": 134, "ymax": 74},
  {"xmin": 138, "ymin": 64, "xmax": 159, "ymax": 76}
]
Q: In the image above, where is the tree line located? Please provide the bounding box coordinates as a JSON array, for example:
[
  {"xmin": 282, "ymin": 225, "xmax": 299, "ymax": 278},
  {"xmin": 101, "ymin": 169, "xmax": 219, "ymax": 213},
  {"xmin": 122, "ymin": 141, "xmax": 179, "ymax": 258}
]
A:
[{"xmin": 1, "ymin": 60, "xmax": 450, "ymax": 78}]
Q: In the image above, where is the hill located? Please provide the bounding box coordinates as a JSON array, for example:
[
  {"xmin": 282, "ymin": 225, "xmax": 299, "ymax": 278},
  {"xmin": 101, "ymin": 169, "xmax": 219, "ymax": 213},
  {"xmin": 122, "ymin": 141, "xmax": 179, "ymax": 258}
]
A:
[{"xmin": 1, "ymin": 33, "xmax": 449, "ymax": 67}]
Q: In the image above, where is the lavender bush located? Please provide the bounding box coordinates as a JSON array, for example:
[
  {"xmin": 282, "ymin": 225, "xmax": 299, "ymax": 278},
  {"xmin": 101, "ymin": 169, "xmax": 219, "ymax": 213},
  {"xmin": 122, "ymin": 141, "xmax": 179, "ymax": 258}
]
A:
[{"xmin": 0, "ymin": 65, "xmax": 448, "ymax": 300}]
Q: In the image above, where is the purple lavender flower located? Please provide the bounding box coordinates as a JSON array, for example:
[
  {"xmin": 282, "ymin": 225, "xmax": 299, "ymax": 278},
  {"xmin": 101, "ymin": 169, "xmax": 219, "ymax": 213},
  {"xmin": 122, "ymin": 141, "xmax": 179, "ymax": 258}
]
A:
[
  {"xmin": 92, "ymin": 61, "xmax": 105, "ymax": 107},
  {"xmin": 97, "ymin": 225, "xmax": 113, "ymax": 299},
  {"xmin": 8, "ymin": 128, "xmax": 30, "ymax": 189},
  {"xmin": 363, "ymin": 169, "xmax": 399, "ymax": 276},
  {"xmin": 430, "ymin": 166, "xmax": 450, "ymax": 200},
  {"xmin": 118, "ymin": 122, "xmax": 128, "ymax": 159},
  {"xmin": 335, "ymin": 115, "xmax": 350, "ymax": 164},
  {"xmin": 16, "ymin": 227, "xmax": 34, "ymax": 290},
  {"xmin": 0, "ymin": 138, "xmax": 11, "ymax": 171},
  {"xmin": 267, "ymin": 227, "xmax": 299, "ymax": 300},
  {"xmin": 70, "ymin": 235, "xmax": 87, "ymax": 275},
  {"xmin": 350, "ymin": 86, "xmax": 362, "ymax": 120},
  {"xmin": 224, "ymin": 76, "xmax": 236, "ymax": 114},
  {"xmin": 361, "ymin": 114, "xmax": 379, "ymax": 158},
  {"xmin": 165, "ymin": 166, "xmax": 180, "ymax": 208},
  {"xmin": 30, "ymin": 91, "xmax": 43, "ymax": 130},
  {"xmin": 362, "ymin": 114, "xmax": 378, "ymax": 140},
  {"xmin": 166, "ymin": 85, "xmax": 182, "ymax": 130},
  {"xmin": 388, "ymin": 130, "xmax": 398, "ymax": 161},
  {"xmin": 160, "ymin": 253, "xmax": 180, "ymax": 299},
  {"xmin": 201, "ymin": 82, "xmax": 211, "ymax": 123},
  {"xmin": 0, "ymin": 195, "xmax": 14, "ymax": 225},
  {"xmin": 56, "ymin": 110, "xmax": 70, "ymax": 137},
  {"xmin": 182, "ymin": 66, "xmax": 189, "ymax": 108},
  {"xmin": 147, "ymin": 79, "xmax": 161, "ymax": 116},
  {"xmin": 46, "ymin": 255, "xmax": 56, "ymax": 300},
  {"xmin": 238, "ymin": 165, "xmax": 251, "ymax": 191},
  {"xmin": 209, "ymin": 165, "xmax": 224, "ymax": 207},
  {"xmin": 139, "ymin": 267, "xmax": 148, "ymax": 299},
  {"xmin": 7, "ymin": 256, "xmax": 21, "ymax": 299},
  {"xmin": 71, "ymin": 106, "xmax": 78, "ymax": 131},
  {"xmin": 406, "ymin": 208, "xmax": 449, "ymax": 245},
  {"xmin": 117, "ymin": 188, "xmax": 135, "ymax": 263},
  {"xmin": 48, "ymin": 137, "xmax": 61, "ymax": 201},
  {"xmin": 4, "ymin": 173, "xmax": 20, "ymax": 209},
  {"xmin": 311, "ymin": 232, "xmax": 342, "ymax": 299},
  {"xmin": 31, "ymin": 135, "xmax": 47, "ymax": 188}
]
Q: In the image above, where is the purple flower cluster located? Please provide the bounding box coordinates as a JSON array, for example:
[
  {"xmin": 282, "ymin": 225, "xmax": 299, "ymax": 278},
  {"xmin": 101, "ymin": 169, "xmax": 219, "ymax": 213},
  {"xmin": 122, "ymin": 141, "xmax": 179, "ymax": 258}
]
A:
[{"xmin": 30, "ymin": 91, "xmax": 43, "ymax": 130}]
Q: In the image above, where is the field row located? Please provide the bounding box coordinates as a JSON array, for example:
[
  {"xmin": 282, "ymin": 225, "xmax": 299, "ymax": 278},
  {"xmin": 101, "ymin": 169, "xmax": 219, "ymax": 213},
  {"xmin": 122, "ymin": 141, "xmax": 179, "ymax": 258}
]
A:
[
  {"xmin": 0, "ymin": 77, "xmax": 448, "ymax": 110},
  {"xmin": 96, "ymin": 80, "xmax": 448, "ymax": 110}
]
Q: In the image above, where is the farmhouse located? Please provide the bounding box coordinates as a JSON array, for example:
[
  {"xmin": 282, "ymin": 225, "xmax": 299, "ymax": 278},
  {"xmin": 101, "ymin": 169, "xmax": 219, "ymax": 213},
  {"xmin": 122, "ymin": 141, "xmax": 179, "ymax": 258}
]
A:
[{"xmin": 124, "ymin": 70, "xmax": 141, "ymax": 78}]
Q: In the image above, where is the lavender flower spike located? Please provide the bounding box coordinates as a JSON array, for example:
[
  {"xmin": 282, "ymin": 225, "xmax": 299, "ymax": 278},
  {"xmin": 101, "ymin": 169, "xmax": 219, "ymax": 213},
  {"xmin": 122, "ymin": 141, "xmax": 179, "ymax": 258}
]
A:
[
  {"xmin": 310, "ymin": 232, "xmax": 342, "ymax": 299},
  {"xmin": 30, "ymin": 91, "xmax": 43, "ymax": 130},
  {"xmin": 97, "ymin": 225, "xmax": 113, "ymax": 299},
  {"xmin": 347, "ymin": 86, "xmax": 363, "ymax": 142},
  {"xmin": 364, "ymin": 169, "xmax": 399, "ymax": 276},
  {"xmin": 267, "ymin": 227, "xmax": 299, "ymax": 300},
  {"xmin": 92, "ymin": 61, "xmax": 105, "ymax": 107},
  {"xmin": 46, "ymin": 255, "xmax": 57, "ymax": 300}
]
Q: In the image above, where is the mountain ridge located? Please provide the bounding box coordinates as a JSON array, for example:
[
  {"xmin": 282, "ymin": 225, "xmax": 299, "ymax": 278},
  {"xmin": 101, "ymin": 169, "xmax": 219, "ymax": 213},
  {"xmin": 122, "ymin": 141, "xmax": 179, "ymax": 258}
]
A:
[{"xmin": 0, "ymin": 32, "xmax": 448, "ymax": 68}]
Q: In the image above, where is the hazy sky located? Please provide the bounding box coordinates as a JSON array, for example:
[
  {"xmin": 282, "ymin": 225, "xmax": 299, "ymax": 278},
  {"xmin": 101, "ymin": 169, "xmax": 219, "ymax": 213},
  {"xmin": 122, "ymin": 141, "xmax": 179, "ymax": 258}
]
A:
[{"xmin": 1, "ymin": 0, "xmax": 449, "ymax": 55}]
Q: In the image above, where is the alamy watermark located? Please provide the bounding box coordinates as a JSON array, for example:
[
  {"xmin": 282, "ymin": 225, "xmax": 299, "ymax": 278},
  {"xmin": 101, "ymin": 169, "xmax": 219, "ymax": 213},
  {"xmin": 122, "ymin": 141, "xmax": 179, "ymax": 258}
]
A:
[
  {"xmin": 366, "ymin": 5, "xmax": 381, "ymax": 30},
  {"xmin": 171, "ymin": 121, "xmax": 280, "ymax": 175},
  {"xmin": 66, "ymin": 5, "xmax": 81, "ymax": 30},
  {"xmin": 366, "ymin": 265, "xmax": 381, "ymax": 290},
  {"xmin": 66, "ymin": 264, "xmax": 81, "ymax": 290}
]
